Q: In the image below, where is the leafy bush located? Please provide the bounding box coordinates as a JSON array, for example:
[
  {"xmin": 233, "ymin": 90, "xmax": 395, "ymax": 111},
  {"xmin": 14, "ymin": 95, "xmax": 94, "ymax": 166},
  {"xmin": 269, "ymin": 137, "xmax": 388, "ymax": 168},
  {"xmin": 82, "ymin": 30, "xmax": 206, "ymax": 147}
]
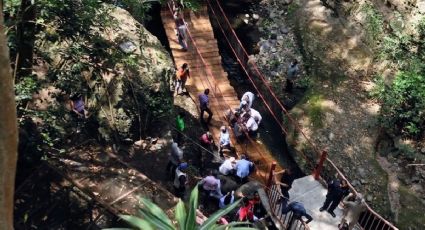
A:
[
  {"xmin": 378, "ymin": 71, "xmax": 425, "ymax": 138},
  {"xmin": 112, "ymin": 187, "xmax": 255, "ymax": 230},
  {"xmin": 15, "ymin": 76, "xmax": 39, "ymax": 107},
  {"xmin": 361, "ymin": 3, "xmax": 384, "ymax": 47}
]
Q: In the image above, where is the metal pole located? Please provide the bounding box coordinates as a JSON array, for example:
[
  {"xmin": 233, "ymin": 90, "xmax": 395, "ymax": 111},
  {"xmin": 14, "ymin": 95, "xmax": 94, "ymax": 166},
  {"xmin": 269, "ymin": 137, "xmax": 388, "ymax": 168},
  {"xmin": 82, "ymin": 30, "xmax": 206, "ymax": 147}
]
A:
[
  {"xmin": 313, "ymin": 150, "xmax": 327, "ymax": 180},
  {"xmin": 266, "ymin": 162, "xmax": 277, "ymax": 189}
]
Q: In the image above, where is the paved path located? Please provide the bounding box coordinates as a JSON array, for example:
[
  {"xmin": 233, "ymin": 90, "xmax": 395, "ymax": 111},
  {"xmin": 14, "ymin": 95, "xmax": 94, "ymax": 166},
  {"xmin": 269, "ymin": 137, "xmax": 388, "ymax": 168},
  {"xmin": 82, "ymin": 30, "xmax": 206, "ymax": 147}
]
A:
[{"xmin": 289, "ymin": 175, "xmax": 343, "ymax": 230}]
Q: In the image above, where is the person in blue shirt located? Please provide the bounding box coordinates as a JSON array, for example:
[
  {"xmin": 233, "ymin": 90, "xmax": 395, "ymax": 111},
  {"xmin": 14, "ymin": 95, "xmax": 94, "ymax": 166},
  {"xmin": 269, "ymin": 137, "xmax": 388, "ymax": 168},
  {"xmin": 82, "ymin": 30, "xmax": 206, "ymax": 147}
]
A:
[
  {"xmin": 235, "ymin": 154, "xmax": 254, "ymax": 183},
  {"xmin": 283, "ymin": 201, "xmax": 313, "ymax": 228},
  {"xmin": 198, "ymin": 89, "xmax": 213, "ymax": 124}
]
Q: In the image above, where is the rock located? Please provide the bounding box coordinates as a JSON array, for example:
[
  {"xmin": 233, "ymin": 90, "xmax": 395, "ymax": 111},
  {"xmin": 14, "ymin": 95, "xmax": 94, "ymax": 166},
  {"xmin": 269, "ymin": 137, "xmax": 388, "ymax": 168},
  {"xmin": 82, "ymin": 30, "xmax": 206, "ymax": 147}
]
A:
[
  {"xmin": 280, "ymin": 26, "xmax": 289, "ymax": 34},
  {"xmin": 352, "ymin": 179, "xmax": 361, "ymax": 187},
  {"xmin": 366, "ymin": 195, "xmax": 373, "ymax": 202},
  {"xmin": 360, "ymin": 179, "xmax": 368, "ymax": 184},
  {"xmin": 271, "ymin": 71, "xmax": 279, "ymax": 77},
  {"xmin": 329, "ymin": 132, "xmax": 335, "ymax": 141},
  {"xmin": 245, "ymin": 14, "xmax": 250, "ymax": 18},
  {"xmin": 243, "ymin": 19, "xmax": 249, "ymax": 24},
  {"xmin": 271, "ymin": 48, "xmax": 277, "ymax": 53},
  {"xmin": 119, "ymin": 41, "xmax": 137, "ymax": 53},
  {"xmin": 357, "ymin": 167, "xmax": 367, "ymax": 178},
  {"xmin": 259, "ymin": 41, "xmax": 271, "ymax": 53},
  {"xmin": 134, "ymin": 139, "xmax": 143, "ymax": 146},
  {"xmin": 421, "ymin": 147, "xmax": 425, "ymax": 154},
  {"xmin": 252, "ymin": 14, "xmax": 260, "ymax": 20},
  {"xmin": 411, "ymin": 177, "xmax": 420, "ymax": 183}
]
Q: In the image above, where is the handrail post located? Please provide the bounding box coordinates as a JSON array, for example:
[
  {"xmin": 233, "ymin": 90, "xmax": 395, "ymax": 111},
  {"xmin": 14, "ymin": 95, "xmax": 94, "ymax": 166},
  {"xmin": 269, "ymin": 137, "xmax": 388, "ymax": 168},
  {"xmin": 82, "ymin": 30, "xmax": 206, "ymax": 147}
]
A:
[
  {"xmin": 313, "ymin": 150, "xmax": 327, "ymax": 180},
  {"xmin": 266, "ymin": 162, "xmax": 277, "ymax": 189}
]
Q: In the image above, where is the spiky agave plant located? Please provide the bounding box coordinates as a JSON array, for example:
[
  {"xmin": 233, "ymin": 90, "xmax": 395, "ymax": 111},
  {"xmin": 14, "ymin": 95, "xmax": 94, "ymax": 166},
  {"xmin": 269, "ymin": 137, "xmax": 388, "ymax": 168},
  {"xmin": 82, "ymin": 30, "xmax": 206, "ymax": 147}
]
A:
[{"xmin": 108, "ymin": 187, "xmax": 257, "ymax": 230}]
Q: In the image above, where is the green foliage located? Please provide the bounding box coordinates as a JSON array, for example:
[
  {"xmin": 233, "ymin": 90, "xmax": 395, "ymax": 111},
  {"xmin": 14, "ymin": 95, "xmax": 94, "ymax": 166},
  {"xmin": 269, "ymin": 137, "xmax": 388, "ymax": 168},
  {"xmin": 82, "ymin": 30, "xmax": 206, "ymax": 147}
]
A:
[
  {"xmin": 113, "ymin": 187, "xmax": 255, "ymax": 230},
  {"xmin": 287, "ymin": 2, "xmax": 300, "ymax": 17},
  {"xmin": 15, "ymin": 76, "xmax": 39, "ymax": 105},
  {"xmin": 306, "ymin": 94, "xmax": 324, "ymax": 128},
  {"xmin": 177, "ymin": 0, "xmax": 202, "ymax": 11},
  {"xmin": 360, "ymin": 3, "xmax": 384, "ymax": 47},
  {"xmin": 395, "ymin": 143, "xmax": 417, "ymax": 160},
  {"xmin": 298, "ymin": 75, "xmax": 312, "ymax": 88},
  {"xmin": 118, "ymin": 0, "xmax": 159, "ymax": 22},
  {"xmin": 378, "ymin": 13, "xmax": 411, "ymax": 61},
  {"xmin": 369, "ymin": 74, "xmax": 386, "ymax": 99},
  {"xmin": 377, "ymin": 71, "xmax": 425, "ymax": 138}
]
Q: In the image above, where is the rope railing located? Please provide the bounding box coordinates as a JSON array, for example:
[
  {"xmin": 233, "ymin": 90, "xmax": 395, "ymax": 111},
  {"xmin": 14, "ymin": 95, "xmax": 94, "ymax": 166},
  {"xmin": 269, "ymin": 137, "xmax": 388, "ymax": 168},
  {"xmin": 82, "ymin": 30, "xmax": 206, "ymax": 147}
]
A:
[
  {"xmin": 205, "ymin": 1, "xmax": 399, "ymax": 230},
  {"xmin": 267, "ymin": 184, "xmax": 311, "ymax": 230},
  {"xmin": 165, "ymin": 2, "xmax": 274, "ymax": 183},
  {"xmin": 206, "ymin": 0, "xmax": 315, "ymax": 169}
]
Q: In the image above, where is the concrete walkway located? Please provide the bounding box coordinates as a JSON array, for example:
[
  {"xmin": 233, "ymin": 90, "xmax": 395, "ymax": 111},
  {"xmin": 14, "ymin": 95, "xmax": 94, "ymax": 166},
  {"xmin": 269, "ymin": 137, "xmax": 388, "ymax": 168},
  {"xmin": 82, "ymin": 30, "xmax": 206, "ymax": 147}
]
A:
[{"xmin": 289, "ymin": 175, "xmax": 342, "ymax": 230}]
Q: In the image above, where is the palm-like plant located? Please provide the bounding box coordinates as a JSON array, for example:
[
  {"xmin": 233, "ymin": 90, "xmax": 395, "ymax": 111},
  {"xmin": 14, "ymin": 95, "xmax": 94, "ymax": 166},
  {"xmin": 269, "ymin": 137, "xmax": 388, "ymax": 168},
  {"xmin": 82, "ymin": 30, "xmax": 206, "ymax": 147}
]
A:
[{"xmin": 108, "ymin": 187, "xmax": 257, "ymax": 230}]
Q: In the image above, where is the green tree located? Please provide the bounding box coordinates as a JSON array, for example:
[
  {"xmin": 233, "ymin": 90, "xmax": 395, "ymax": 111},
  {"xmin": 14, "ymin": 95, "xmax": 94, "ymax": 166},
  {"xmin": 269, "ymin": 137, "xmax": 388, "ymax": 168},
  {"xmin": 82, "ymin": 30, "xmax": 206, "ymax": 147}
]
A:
[{"xmin": 378, "ymin": 71, "xmax": 425, "ymax": 138}]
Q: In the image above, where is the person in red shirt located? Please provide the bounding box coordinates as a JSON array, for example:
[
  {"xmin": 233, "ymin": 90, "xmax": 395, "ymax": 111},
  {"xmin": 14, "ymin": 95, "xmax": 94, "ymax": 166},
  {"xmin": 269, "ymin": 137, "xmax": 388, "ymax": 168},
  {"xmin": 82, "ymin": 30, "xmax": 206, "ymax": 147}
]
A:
[
  {"xmin": 199, "ymin": 131, "xmax": 215, "ymax": 169},
  {"xmin": 175, "ymin": 63, "xmax": 190, "ymax": 95}
]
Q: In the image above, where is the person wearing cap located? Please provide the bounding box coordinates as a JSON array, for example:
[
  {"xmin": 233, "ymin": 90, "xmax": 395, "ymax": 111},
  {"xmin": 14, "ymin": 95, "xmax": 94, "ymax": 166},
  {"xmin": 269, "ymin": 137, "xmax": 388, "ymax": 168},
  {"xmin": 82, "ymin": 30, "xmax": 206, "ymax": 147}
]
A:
[
  {"xmin": 219, "ymin": 126, "xmax": 231, "ymax": 157},
  {"xmin": 174, "ymin": 162, "xmax": 188, "ymax": 198},
  {"xmin": 166, "ymin": 141, "xmax": 184, "ymax": 180},
  {"xmin": 239, "ymin": 91, "xmax": 255, "ymax": 111},
  {"xmin": 340, "ymin": 193, "xmax": 367, "ymax": 230},
  {"xmin": 219, "ymin": 157, "xmax": 236, "ymax": 175}
]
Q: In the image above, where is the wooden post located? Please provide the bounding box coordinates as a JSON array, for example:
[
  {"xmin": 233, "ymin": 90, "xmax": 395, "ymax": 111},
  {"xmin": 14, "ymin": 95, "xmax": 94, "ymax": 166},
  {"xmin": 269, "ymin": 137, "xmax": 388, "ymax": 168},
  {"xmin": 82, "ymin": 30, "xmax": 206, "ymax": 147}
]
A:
[
  {"xmin": 313, "ymin": 150, "xmax": 327, "ymax": 180},
  {"xmin": 266, "ymin": 162, "xmax": 277, "ymax": 189}
]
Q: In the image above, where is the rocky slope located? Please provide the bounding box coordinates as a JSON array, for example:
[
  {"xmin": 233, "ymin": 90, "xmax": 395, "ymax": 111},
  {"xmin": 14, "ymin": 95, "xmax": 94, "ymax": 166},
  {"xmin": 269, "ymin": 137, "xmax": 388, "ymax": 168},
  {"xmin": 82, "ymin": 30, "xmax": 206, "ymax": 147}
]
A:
[{"xmin": 249, "ymin": 0, "xmax": 425, "ymax": 228}]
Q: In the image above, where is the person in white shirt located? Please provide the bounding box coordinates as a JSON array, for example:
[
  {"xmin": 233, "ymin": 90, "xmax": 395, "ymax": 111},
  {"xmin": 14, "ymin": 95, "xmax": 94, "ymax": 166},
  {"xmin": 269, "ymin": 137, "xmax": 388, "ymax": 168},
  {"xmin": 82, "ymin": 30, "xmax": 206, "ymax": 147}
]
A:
[
  {"xmin": 239, "ymin": 91, "xmax": 255, "ymax": 111},
  {"xmin": 219, "ymin": 157, "xmax": 236, "ymax": 175},
  {"xmin": 245, "ymin": 115, "xmax": 258, "ymax": 137},
  {"xmin": 219, "ymin": 126, "xmax": 231, "ymax": 156},
  {"xmin": 249, "ymin": 108, "xmax": 262, "ymax": 125}
]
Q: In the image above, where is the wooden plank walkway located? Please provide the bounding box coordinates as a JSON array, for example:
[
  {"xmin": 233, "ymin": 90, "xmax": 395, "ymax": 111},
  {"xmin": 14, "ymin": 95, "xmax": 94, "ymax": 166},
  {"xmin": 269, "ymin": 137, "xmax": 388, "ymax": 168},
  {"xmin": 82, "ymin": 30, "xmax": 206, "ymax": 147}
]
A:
[{"xmin": 161, "ymin": 6, "xmax": 282, "ymax": 183}]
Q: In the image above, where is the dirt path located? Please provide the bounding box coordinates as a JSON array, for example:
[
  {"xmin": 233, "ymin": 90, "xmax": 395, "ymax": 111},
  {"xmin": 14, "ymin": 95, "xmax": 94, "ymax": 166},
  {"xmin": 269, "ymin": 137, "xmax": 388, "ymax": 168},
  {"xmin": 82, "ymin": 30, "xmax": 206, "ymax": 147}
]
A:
[{"xmin": 376, "ymin": 156, "xmax": 400, "ymax": 222}]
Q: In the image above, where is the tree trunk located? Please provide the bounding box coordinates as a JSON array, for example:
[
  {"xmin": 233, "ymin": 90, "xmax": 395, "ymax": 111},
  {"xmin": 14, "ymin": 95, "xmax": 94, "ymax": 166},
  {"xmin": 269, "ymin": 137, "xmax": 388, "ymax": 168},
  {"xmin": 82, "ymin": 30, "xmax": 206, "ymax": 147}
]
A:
[
  {"xmin": 16, "ymin": 0, "xmax": 36, "ymax": 77},
  {"xmin": 0, "ymin": 3, "xmax": 19, "ymax": 230}
]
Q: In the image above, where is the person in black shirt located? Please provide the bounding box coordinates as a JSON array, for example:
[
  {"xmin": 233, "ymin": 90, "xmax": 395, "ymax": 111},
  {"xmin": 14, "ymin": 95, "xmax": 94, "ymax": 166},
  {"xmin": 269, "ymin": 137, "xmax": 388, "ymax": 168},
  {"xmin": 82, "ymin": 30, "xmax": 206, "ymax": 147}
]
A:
[
  {"xmin": 274, "ymin": 168, "xmax": 295, "ymax": 200},
  {"xmin": 320, "ymin": 178, "xmax": 350, "ymax": 217}
]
